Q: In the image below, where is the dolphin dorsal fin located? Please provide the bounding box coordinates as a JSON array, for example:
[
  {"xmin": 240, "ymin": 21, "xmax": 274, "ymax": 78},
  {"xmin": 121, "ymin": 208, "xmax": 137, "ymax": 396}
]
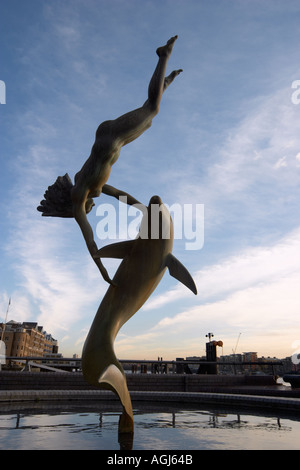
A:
[
  {"xmin": 95, "ymin": 240, "xmax": 135, "ymax": 259},
  {"xmin": 165, "ymin": 253, "xmax": 197, "ymax": 295}
]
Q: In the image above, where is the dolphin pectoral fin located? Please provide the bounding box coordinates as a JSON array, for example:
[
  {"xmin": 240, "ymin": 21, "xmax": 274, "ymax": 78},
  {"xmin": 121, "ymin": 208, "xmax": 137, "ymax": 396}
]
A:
[
  {"xmin": 99, "ymin": 364, "xmax": 134, "ymax": 434},
  {"xmin": 165, "ymin": 253, "xmax": 197, "ymax": 295},
  {"xmin": 94, "ymin": 240, "xmax": 136, "ymax": 259}
]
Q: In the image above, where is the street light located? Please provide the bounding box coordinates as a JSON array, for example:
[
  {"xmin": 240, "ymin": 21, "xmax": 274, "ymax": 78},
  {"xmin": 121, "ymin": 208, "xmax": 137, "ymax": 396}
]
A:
[{"xmin": 206, "ymin": 332, "xmax": 214, "ymax": 342}]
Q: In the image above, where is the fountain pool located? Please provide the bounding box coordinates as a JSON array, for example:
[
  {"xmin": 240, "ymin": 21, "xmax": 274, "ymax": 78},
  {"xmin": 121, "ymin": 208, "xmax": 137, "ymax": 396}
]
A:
[{"xmin": 0, "ymin": 400, "xmax": 299, "ymax": 450}]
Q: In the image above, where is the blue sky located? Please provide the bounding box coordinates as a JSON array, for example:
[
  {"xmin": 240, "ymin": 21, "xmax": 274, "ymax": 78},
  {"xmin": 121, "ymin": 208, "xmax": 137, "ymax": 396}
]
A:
[{"xmin": 1, "ymin": 0, "xmax": 300, "ymax": 360}]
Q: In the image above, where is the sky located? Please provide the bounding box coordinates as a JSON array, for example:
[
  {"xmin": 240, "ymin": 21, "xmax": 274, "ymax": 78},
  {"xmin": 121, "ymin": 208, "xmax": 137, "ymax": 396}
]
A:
[{"xmin": 1, "ymin": 0, "xmax": 300, "ymax": 361}]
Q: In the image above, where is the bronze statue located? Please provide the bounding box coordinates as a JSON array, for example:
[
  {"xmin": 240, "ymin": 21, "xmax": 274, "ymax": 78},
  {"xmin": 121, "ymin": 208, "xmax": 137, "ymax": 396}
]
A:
[
  {"xmin": 37, "ymin": 36, "xmax": 197, "ymax": 442},
  {"xmin": 38, "ymin": 36, "xmax": 182, "ymax": 286}
]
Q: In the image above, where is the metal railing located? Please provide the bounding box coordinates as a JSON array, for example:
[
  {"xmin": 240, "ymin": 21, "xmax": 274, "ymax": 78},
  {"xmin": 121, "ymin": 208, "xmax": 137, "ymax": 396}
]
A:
[{"xmin": 1, "ymin": 356, "xmax": 283, "ymax": 375}]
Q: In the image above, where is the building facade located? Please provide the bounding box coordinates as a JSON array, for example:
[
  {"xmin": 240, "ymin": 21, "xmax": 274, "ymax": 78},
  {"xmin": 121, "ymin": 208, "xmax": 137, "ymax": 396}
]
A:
[{"xmin": 0, "ymin": 320, "xmax": 58, "ymax": 362}]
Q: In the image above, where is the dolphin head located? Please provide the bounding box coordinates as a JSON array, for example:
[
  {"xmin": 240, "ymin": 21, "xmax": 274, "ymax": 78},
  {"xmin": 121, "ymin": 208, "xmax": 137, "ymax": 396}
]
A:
[
  {"xmin": 148, "ymin": 195, "xmax": 163, "ymax": 205},
  {"xmin": 138, "ymin": 195, "xmax": 172, "ymax": 241}
]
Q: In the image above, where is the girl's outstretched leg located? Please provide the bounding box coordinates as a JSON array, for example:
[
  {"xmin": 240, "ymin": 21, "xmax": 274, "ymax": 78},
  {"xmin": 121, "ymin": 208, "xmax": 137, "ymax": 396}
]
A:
[
  {"xmin": 163, "ymin": 69, "xmax": 183, "ymax": 92},
  {"xmin": 147, "ymin": 35, "xmax": 179, "ymax": 112},
  {"xmin": 107, "ymin": 36, "xmax": 181, "ymax": 146}
]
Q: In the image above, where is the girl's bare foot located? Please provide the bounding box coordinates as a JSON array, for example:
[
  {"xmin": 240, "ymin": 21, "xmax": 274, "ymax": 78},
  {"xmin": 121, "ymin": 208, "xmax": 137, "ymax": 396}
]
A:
[
  {"xmin": 156, "ymin": 35, "xmax": 178, "ymax": 57},
  {"xmin": 163, "ymin": 69, "xmax": 183, "ymax": 90}
]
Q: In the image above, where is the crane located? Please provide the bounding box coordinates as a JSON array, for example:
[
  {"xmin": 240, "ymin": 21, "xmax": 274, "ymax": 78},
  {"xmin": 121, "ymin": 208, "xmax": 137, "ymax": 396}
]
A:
[
  {"xmin": 232, "ymin": 333, "xmax": 241, "ymax": 355},
  {"xmin": 1, "ymin": 298, "xmax": 11, "ymax": 342}
]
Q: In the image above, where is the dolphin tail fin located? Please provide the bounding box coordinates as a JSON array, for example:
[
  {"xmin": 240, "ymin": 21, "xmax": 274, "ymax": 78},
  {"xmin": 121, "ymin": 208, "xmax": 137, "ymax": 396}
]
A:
[
  {"xmin": 99, "ymin": 364, "xmax": 134, "ymax": 434},
  {"xmin": 165, "ymin": 253, "xmax": 197, "ymax": 295}
]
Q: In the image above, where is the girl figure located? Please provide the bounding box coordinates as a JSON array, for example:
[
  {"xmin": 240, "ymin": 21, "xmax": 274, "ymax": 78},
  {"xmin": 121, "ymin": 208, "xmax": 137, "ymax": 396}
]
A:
[{"xmin": 38, "ymin": 36, "xmax": 182, "ymax": 285}]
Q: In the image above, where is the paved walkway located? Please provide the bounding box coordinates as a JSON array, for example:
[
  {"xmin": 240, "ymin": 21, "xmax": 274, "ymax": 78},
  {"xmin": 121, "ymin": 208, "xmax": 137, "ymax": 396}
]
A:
[{"xmin": 1, "ymin": 389, "xmax": 300, "ymax": 412}]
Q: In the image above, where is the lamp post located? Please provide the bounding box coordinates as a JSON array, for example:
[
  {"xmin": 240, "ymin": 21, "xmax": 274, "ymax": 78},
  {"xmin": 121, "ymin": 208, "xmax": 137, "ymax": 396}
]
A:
[
  {"xmin": 206, "ymin": 332, "xmax": 214, "ymax": 342},
  {"xmin": 205, "ymin": 332, "xmax": 217, "ymax": 374}
]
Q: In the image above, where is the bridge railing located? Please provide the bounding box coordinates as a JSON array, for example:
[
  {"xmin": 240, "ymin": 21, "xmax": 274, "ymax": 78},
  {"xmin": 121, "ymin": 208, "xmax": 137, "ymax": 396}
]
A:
[{"xmin": 0, "ymin": 356, "xmax": 283, "ymax": 375}]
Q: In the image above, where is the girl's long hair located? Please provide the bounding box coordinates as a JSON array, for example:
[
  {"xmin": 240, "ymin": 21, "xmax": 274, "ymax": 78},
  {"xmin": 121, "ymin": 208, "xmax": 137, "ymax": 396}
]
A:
[{"xmin": 37, "ymin": 173, "xmax": 74, "ymax": 218}]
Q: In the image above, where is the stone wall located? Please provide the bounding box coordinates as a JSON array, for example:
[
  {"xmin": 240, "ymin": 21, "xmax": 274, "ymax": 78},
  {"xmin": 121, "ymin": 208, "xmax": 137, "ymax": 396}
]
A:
[{"xmin": 0, "ymin": 371, "xmax": 276, "ymax": 392}]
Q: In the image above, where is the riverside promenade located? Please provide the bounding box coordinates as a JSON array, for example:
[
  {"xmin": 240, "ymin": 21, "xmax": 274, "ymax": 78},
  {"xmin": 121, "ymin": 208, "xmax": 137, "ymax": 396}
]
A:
[{"xmin": 1, "ymin": 371, "xmax": 300, "ymax": 413}]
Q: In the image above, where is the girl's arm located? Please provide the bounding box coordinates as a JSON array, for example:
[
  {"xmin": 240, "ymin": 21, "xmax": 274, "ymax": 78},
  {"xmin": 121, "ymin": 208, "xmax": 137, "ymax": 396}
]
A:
[
  {"xmin": 102, "ymin": 184, "xmax": 146, "ymax": 210},
  {"xmin": 72, "ymin": 190, "xmax": 114, "ymax": 286}
]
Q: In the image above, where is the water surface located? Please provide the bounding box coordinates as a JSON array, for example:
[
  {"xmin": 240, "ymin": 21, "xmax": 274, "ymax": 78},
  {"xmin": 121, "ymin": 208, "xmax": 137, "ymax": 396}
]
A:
[{"xmin": 0, "ymin": 402, "xmax": 299, "ymax": 450}]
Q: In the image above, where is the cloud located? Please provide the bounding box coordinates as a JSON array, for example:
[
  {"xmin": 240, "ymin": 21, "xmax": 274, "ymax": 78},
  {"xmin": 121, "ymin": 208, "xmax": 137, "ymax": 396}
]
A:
[
  {"xmin": 0, "ymin": 294, "xmax": 32, "ymax": 324},
  {"xmin": 116, "ymin": 225, "xmax": 300, "ymax": 358},
  {"xmin": 144, "ymin": 226, "xmax": 300, "ymax": 310},
  {"xmin": 172, "ymin": 80, "xmax": 300, "ymax": 230},
  {"xmin": 117, "ymin": 266, "xmax": 300, "ymax": 359},
  {"xmin": 149, "ymin": 270, "xmax": 300, "ymax": 357},
  {"xmin": 61, "ymin": 336, "xmax": 70, "ymax": 342},
  {"xmin": 274, "ymin": 156, "xmax": 287, "ymax": 169},
  {"xmin": 155, "ymin": 273, "xmax": 300, "ymax": 332}
]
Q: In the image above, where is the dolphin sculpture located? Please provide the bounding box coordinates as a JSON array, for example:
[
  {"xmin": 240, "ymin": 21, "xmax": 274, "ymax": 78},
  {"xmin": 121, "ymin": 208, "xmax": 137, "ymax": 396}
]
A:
[{"xmin": 81, "ymin": 194, "xmax": 197, "ymax": 435}]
